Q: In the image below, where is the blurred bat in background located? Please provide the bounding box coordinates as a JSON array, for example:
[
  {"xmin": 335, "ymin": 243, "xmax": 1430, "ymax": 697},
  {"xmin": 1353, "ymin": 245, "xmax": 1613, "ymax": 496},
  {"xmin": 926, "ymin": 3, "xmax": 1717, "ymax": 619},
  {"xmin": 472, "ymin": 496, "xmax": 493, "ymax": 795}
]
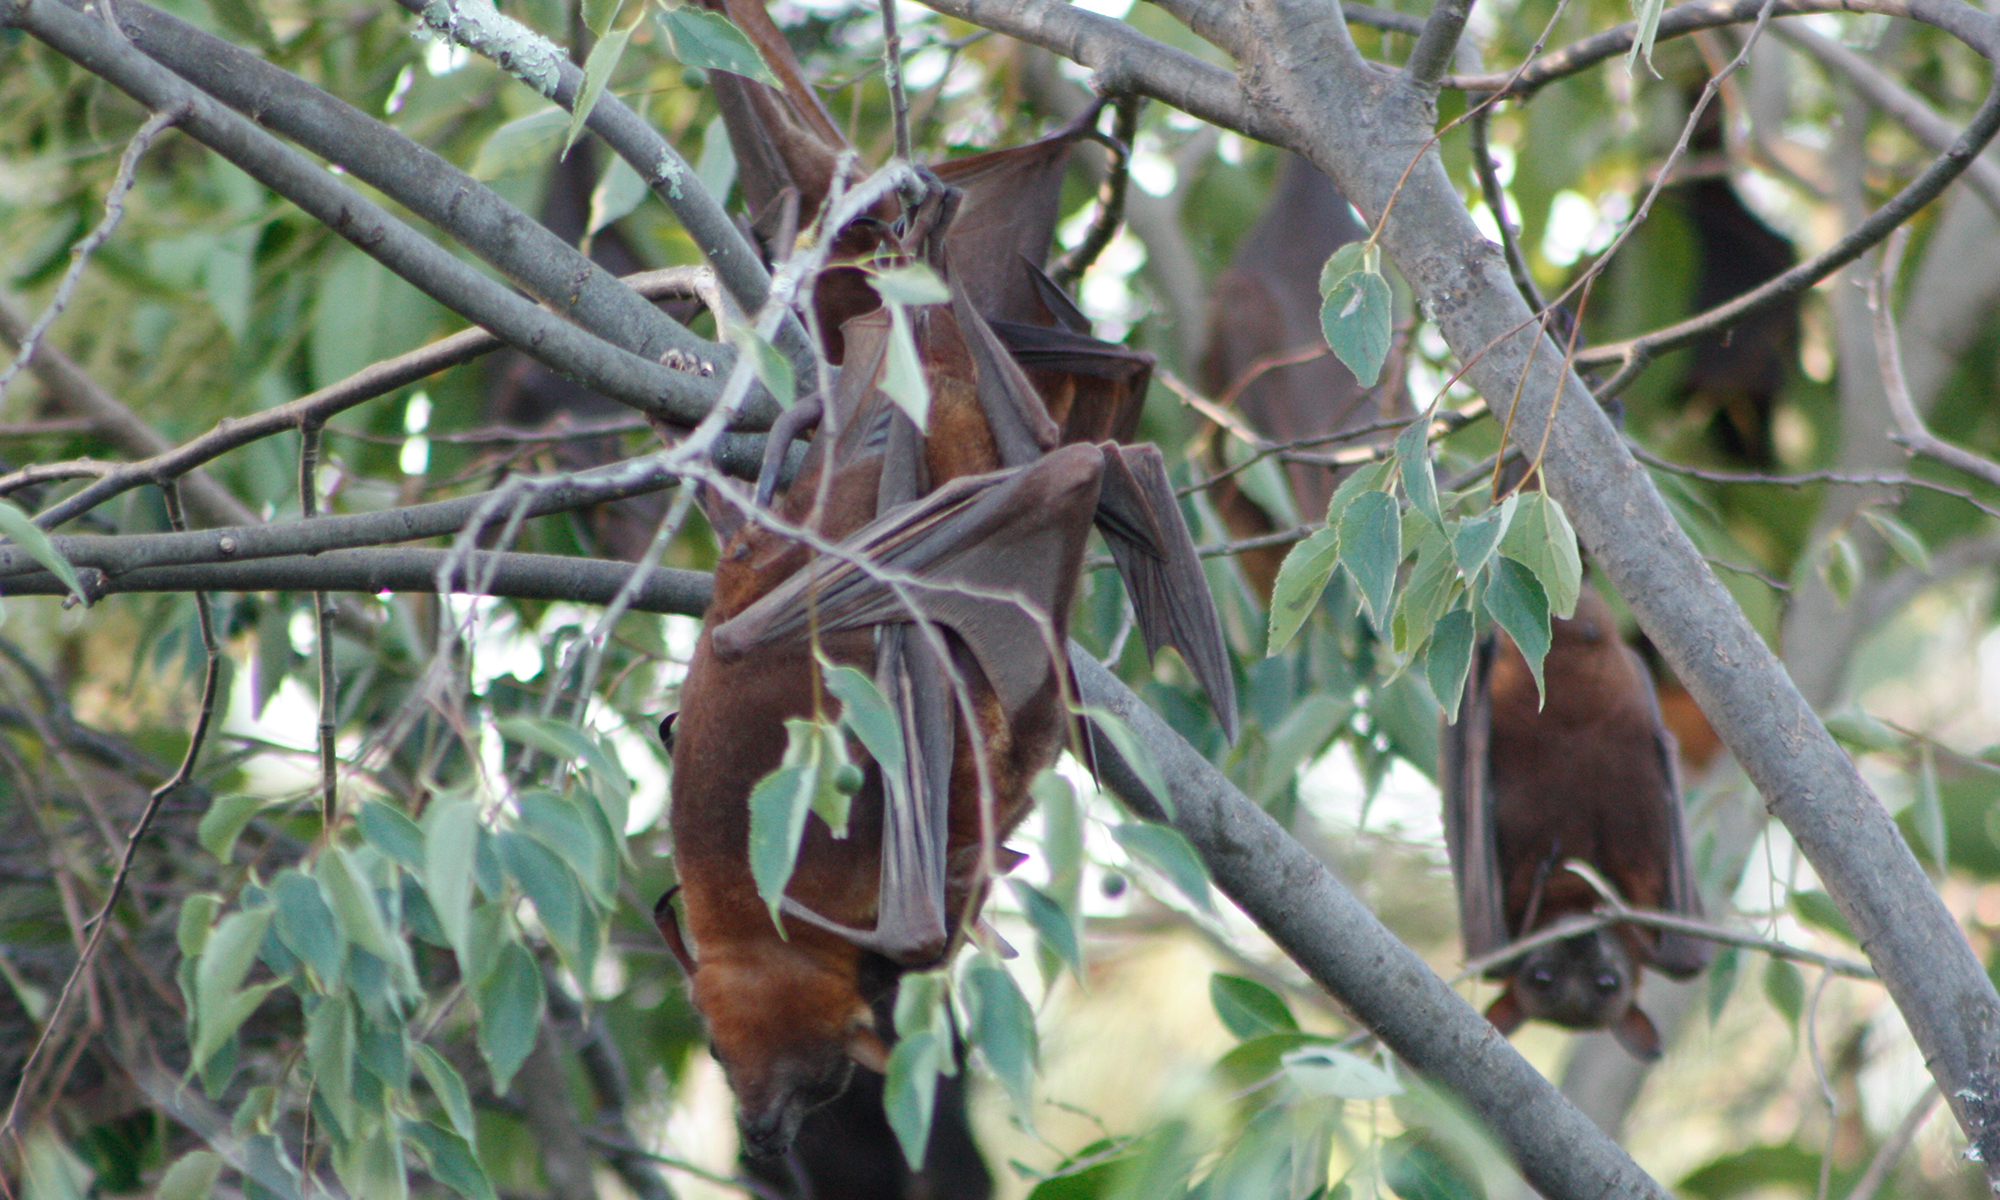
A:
[{"xmin": 1440, "ymin": 585, "xmax": 1712, "ymax": 1060}]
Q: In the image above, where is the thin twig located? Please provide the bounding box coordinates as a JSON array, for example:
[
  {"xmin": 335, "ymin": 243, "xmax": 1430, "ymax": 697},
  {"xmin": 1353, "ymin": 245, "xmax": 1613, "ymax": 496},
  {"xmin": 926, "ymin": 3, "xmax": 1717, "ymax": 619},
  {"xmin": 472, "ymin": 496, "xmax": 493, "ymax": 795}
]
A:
[
  {"xmin": 0, "ymin": 480, "xmax": 222, "ymax": 1150},
  {"xmin": 1870, "ymin": 228, "xmax": 2000, "ymax": 492},
  {"xmin": 882, "ymin": 0, "xmax": 913, "ymax": 161},
  {"xmin": 1053, "ymin": 95, "xmax": 1142, "ymax": 287},
  {"xmin": 1807, "ymin": 967, "xmax": 1839, "ymax": 1200},
  {"xmin": 1467, "ymin": 102, "xmax": 1545, "ymax": 313},
  {"xmin": 0, "ymin": 106, "xmax": 187, "ymax": 406},
  {"xmin": 299, "ymin": 422, "xmax": 339, "ymax": 827},
  {"xmin": 1843, "ymin": 1087, "xmax": 1941, "ymax": 1200}
]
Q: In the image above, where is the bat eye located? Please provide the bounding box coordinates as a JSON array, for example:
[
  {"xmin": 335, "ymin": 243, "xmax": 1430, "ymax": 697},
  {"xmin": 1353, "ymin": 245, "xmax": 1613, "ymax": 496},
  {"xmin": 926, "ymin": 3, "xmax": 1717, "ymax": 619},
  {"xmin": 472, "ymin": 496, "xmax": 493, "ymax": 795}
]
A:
[
  {"xmin": 659, "ymin": 712, "xmax": 677, "ymax": 753},
  {"xmin": 1594, "ymin": 972, "xmax": 1620, "ymax": 993},
  {"xmin": 1527, "ymin": 967, "xmax": 1555, "ymax": 989}
]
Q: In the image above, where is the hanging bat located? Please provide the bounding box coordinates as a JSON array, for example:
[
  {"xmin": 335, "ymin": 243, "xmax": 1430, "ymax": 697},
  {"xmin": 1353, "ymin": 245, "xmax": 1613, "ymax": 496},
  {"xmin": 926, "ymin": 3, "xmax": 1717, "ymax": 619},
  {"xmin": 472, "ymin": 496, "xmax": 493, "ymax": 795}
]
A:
[
  {"xmin": 1439, "ymin": 584, "xmax": 1712, "ymax": 1060},
  {"xmin": 1198, "ymin": 154, "xmax": 1407, "ymax": 599}
]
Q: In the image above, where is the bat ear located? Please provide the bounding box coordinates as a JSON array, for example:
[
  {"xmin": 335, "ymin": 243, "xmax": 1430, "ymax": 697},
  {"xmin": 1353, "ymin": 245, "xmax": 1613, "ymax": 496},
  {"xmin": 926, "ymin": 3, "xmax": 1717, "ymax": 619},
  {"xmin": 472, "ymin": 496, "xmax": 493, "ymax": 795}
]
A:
[
  {"xmin": 846, "ymin": 1009, "xmax": 891, "ymax": 1074},
  {"xmin": 1611, "ymin": 1005, "xmax": 1664, "ymax": 1061},
  {"xmin": 1483, "ymin": 988, "xmax": 1525, "ymax": 1036},
  {"xmin": 658, "ymin": 712, "xmax": 676, "ymax": 754}
]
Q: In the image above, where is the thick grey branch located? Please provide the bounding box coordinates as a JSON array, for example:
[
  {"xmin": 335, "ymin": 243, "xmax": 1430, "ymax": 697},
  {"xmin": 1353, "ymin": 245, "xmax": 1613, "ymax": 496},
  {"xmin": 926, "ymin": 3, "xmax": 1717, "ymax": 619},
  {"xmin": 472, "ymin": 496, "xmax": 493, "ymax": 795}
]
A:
[
  {"xmin": 1070, "ymin": 651, "xmax": 1673, "ymax": 1200},
  {"xmin": 2, "ymin": 547, "xmax": 714, "ymax": 614},
  {"xmin": 1404, "ymin": 0, "xmax": 1478, "ymax": 86},
  {"xmin": 0, "ymin": 0, "xmax": 726, "ymax": 428},
  {"xmin": 0, "ymin": 457, "xmax": 683, "ymax": 579}
]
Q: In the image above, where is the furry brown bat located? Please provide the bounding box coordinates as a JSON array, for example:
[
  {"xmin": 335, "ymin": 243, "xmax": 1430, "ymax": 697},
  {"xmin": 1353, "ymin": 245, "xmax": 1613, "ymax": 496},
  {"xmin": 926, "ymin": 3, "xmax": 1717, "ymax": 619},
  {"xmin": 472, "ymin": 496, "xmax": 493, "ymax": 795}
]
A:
[{"xmin": 1440, "ymin": 585, "xmax": 1712, "ymax": 1059}]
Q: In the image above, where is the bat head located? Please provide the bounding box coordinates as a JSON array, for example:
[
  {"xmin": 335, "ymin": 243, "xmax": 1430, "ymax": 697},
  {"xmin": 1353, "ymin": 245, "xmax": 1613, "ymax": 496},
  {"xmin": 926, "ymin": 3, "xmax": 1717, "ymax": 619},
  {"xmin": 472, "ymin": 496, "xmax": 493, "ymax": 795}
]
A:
[
  {"xmin": 1486, "ymin": 929, "xmax": 1663, "ymax": 1060},
  {"xmin": 691, "ymin": 946, "xmax": 892, "ymax": 1158}
]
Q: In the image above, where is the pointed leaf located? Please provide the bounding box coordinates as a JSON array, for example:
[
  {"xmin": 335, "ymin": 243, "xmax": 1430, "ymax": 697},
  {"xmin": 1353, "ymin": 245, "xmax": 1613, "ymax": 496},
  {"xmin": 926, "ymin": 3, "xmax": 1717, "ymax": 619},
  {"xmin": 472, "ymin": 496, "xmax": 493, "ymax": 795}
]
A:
[
  {"xmin": 654, "ymin": 3, "xmax": 782, "ymax": 84},
  {"xmin": 358, "ymin": 802, "xmax": 426, "ymax": 875},
  {"xmin": 271, "ymin": 869, "xmax": 344, "ymax": 990},
  {"xmin": 198, "ymin": 793, "xmax": 269, "ymax": 862},
  {"xmin": 1451, "ymin": 495, "xmax": 1516, "ymax": 580},
  {"xmin": 423, "ymin": 797, "xmax": 480, "ymax": 962},
  {"xmin": 517, "ymin": 789, "xmax": 617, "ymax": 906},
  {"xmin": 1382, "ymin": 1129, "xmax": 1482, "ymax": 1200},
  {"xmin": 1338, "ymin": 490, "xmax": 1401, "ymax": 629},
  {"xmin": 1268, "ymin": 525, "xmax": 1341, "ymax": 656},
  {"xmin": 1482, "ymin": 558, "xmax": 1550, "ymax": 701},
  {"xmin": 0, "ymin": 497, "xmax": 83, "ymax": 602},
  {"xmin": 1424, "ymin": 606, "xmax": 1477, "ymax": 723},
  {"xmin": 1210, "ymin": 973, "xmax": 1298, "ymax": 1039},
  {"xmin": 1317, "ymin": 243, "xmax": 1366, "ymax": 295},
  {"xmin": 1706, "ymin": 944, "xmax": 1740, "ymax": 1023},
  {"xmin": 1914, "ymin": 744, "xmax": 1946, "ymax": 872},
  {"xmin": 728, "ymin": 318, "xmax": 796, "ymax": 411},
  {"xmin": 1320, "ymin": 269, "xmax": 1393, "ymax": 387},
  {"xmin": 1863, "ymin": 509, "xmax": 1930, "ymax": 572},
  {"xmin": 563, "ymin": 16, "xmax": 637, "ymax": 155},
  {"xmin": 477, "ymin": 941, "xmax": 544, "ymax": 1094},
  {"xmin": 1082, "ymin": 706, "xmax": 1173, "ymax": 819},
  {"xmin": 881, "ymin": 302, "xmax": 931, "ymax": 431},
  {"xmin": 1497, "ymin": 492, "xmax": 1582, "ymax": 619},
  {"xmin": 1395, "ymin": 415, "xmax": 1442, "ymax": 527},
  {"xmin": 414, "ymin": 1043, "xmax": 478, "ymax": 1146},
  {"xmin": 872, "ymin": 264, "xmax": 951, "ymax": 306},
  {"xmin": 963, "ymin": 954, "xmax": 1038, "ymax": 1116},
  {"xmin": 1762, "ymin": 955, "xmax": 1804, "ymax": 1028},
  {"xmin": 1010, "ymin": 879, "xmax": 1082, "ymax": 983},
  {"xmin": 498, "ymin": 831, "xmax": 595, "ymax": 977},
  {"xmin": 405, "ymin": 1121, "xmax": 499, "ymax": 1200},
  {"xmin": 1283, "ymin": 1045, "xmax": 1402, "ymax": 1100},
  {"xmin": 1111, "ymin": 822, "xmax": 1212, "ymax": 913},
  {"xmin": 156, "ymin": 1151, "xmax": 225, "ymax": 1200},
  {"xmin": 822, "ymin": 659, "xmax": 905, "ymax": 781},
  {"xmin": 883, "ymin": 1028, "xmax": 945, "ymax": 1168}
]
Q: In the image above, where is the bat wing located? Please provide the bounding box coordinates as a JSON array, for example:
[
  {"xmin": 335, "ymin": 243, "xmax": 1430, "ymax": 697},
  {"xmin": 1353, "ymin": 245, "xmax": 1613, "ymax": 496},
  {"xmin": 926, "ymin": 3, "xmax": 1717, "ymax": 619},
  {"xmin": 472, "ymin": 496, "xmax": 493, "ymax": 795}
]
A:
[
  {"xmin": 1095, "ymin": 445, "xmax": 1241, "ymax": 741},
  {"xmin": 777, "ymin": 622, "xmax": 955, "ymax": 965},
  {"xmin": 1442, "ymin": 635, "xmax": 1513, "ymax": 964},
  {"xmin": 1629, "ymin": 644, "xmax": 1714, "ymax": 977},
  {"xmin": 712, "ymin": 443, "xmax": 1105, "ymax": 723}
]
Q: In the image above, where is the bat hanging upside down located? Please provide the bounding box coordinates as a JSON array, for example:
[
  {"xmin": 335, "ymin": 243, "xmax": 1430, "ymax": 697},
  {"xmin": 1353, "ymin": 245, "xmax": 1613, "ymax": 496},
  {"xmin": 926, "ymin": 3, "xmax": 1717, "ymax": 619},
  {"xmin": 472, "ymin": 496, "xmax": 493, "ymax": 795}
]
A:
[
  {"xmin": 1440, "ymin": 584, "xmax": 1712, "ymax": 1060},
  {"xmin": 650, "ymin": 23, "xmax": 1235, "ymax": 1151}
]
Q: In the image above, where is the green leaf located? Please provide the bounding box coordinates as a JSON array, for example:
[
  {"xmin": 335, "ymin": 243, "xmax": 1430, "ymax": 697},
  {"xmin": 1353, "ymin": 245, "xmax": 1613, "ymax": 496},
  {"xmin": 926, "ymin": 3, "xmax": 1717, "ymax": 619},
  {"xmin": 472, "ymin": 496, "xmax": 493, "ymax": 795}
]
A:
[
  {"xmin": 881, "ymin": 302, "xmax": 931, "ymax": 431},
  {"xmin": 747, "ymin": 762, "xmax": 814, "ymax": 925},
  {"xmin": 498, "ymin": 831, "xmax": 596, "ymax": 977},
  {"xmin": 155, "ymin": 1150, "xmax": 225, "ymax": 1200},
  {"xmin": 1482, "ymin": 558, "xmax": 1550, "ymax": 701},
  {"xmin": 883, "ymin": 1027, "xmax": 945, "ymax": 1169},
  {"xmin": 0, "ymin": 496, "xmax": 84, "ymax": 603},
  {"xmin": 728, "ymin": 318, "xmax": 797, "ymax": 411},
  {"xmin": 1496, "ymin": 492, "xmax": 1582, "ymax": 619},
  {"xmin": 1423, "ymin": 606, "xmax": 1477, "ymax": 724},
  {"xmin": 1395, "ymin": 414, "xmax": 1442, "ymax": 527},
  {"xmin": 564, "ymin": 15, "xmax": 637, "ymax": 155},
  {"xmin": 271, "ymin": 869, "xmax": 344, "ymax": 990},
  {"xmin": 414, "ymin": 1043, "xmax": 478, "ymax": 1146},
  {"xmin": 336, "ymin": 1123, "xmax": 407, "ymax": 1200},
  {"xmin": 1111, "ymin": 822, "xmax": 1212, "ymax": 913},
  {"xmin": 1625, "ymin": 0, "xmax": 1667, "ymax": 77},
  {"xmin": 315, "ymin": 847, "xmax": 410, "ymax": 987},
  {"xmin": 494, "ymin": 717, "xmax": 631, "ymax": 823},
  {"xmin": 1318, "ymin": 242, "xmax": 1366, "ymax": 295},
  {"xmin": 582, "ymin": 0, "xmax": 622, "ymax": 34},
  {"xmin": 1282, "ymin": 1045, "xmax": 1403, "ymax": 1100},
  {"xmin": 1320, "ymin": 268, "xmax": 1393, "ymax": 387},
  {"xmin": 1863, "ymin": 509, "xmax": 1930, "ymax": 572},
  {"xmin": 1393, "ymin": 514, "xmax": 1460, "ymax": 658},
  {"xmin": 1268, "ymin": 525, "xmax": 1341, "ymax": 656},
  {"xmin": 894, "ymin": 969, "xmax": 950, "ymax": 1040},
  {"xmin": 1382, "ymin": 1129, "xmax": 1484, "ymax": 1200},
  {"xmin": 1010, "ymin": 879, "xmax": 1082, "ymax": 983},
  {"xmin": 1451, "ymin": 496, "xmax": 1516, "ymax": 580},
  {"xmin": 192, "ymin": 906, "xmax": 274, "ymax": 1064},
  {"xmin": 20, "ymin": 1125, "xmax": 93, "ymax": 1200},
  {"xmin": 405, "ymin": 1121, "xmax": 499, "ymax": 1200},
  {"xmin": 963, "ymin": 954, "xmax": 1038, "ymax": 1117},
  {"xmin": 1790, "ymin": 891, "xmax": 1856, "ymax": 944},
  {"xmin": 304, "ymin": 993, "xmax": 356, "ymax": 1134},
  {"xmin": 1914, "ymin": 744, "xmax": 1947, "ymax": 872},
  {"xmin": 470, "ymin": 108, "xmax": 568, "ymax": 181},
  {"xmin": 195, "ymin": 980, "xmax": 284, "ymax": 1071},
  {"xmin": 1820, "ymin": 533, "xmax": 1861, "ymax": 606},
  {"xmin": 1254, "ymin": 693, "xmax": 1348, "ymax": 808},
  {"xmin": 517, "ymin": 789, "xmax": 618, "ymax": 907},
  {"xmin": 1209, "ymin": 973, "xmax": 1298, "ymax": 1039},
  {"xmin": 1082, "ymin": 705, "xmax": 1174, "ymax": 819},
  {"xmin": 177, "ymin": 893, "xmax": 221, "ymax": 960},
  {"xmin": 1762, "ymin": 955, "xmax": 1804, "ymax": 1028},
  {"xmin": 423, "ymin": 797, "xmax": 480, "ymax": 962},
  {"xmin": 1823, "ymin": 707, "xmax": 1902, "ymax": 754},
  {"xmin": 477, "ymin": 942, "xmax": 545, "ymax": 1095},
  {"xmin": 822, "ymin": 659, "xmax": 905, "ymax": 781},
  {"xmin": 1706, "ymin": 944, "xmax": 1740, "ymax": 1023},
  {"xmin": 357, "ymin": 802, "xmax": 425, "ymax": 875},
  {"xmin": 654, "ymin": 3, "xmax": 782, "ymax": 84},
  {"xmin": 872, "ymin": 264, "xmax": 951, "ymax": 306},
  {"xmin": 198, "ymin": 793, "xmax": 269, "ymax": 861},
  {"xmin": 1339, "ymin": 490, "xmax": 1402, "ymax": 629}
]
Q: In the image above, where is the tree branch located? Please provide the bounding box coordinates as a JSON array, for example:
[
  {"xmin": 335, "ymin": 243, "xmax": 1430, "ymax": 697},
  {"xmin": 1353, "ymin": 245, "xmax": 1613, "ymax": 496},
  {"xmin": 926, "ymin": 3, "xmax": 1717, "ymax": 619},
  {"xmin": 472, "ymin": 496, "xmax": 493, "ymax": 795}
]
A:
[
  {"xmin": 86, "ymin": 0, "xmax": 730, "ymax": 377},
  {"xmin": 1770, "ymin": 18, "xmax": 2000, "ymax": 217},
  {"xmin": 1404, "ymin": 0, "xmax": 1478, "ymax": 87},
  {"xmin": 392, "ymin": 0, "xmax": 815, "ymax": 387},
  {"xmin": 0, "ymin": 547, "xmax": 714, "ymax": 614},
  {"xmin": 0, "ymin": 0, "xmax": 729, "ymax": 428},
  {"xmin": 1069, "ymin": 651, "xmax": 1675, "ymax": 1200},
  {"xmin": 1443, "ymin": 0, "xmax": 1996, "ymax": 94}
]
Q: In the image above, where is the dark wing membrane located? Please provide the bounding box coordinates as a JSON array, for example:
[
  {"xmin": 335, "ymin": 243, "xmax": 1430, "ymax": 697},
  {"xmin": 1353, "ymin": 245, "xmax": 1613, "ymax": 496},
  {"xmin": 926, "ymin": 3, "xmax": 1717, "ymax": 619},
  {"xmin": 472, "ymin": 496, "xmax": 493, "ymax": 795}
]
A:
[
  {"xmin": 1629, "ymin": 644, "xmax": 1714, "ymax": 978},
  {"xmin": 1442, "ymin": 636, "xmax": 1513, "ymax": 966}
]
